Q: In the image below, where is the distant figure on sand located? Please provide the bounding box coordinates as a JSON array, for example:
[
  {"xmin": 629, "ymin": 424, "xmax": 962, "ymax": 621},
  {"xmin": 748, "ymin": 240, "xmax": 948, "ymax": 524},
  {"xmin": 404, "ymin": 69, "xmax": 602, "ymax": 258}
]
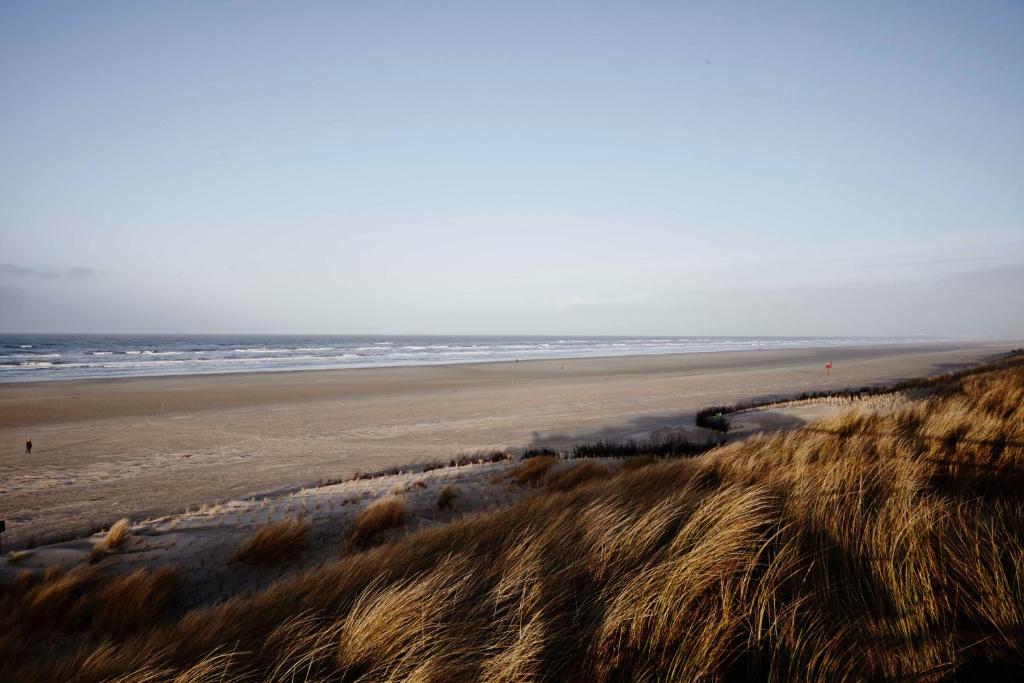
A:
[{"xmin": 25, "ymin": 438, "xmax": 32, "ymax": 454}]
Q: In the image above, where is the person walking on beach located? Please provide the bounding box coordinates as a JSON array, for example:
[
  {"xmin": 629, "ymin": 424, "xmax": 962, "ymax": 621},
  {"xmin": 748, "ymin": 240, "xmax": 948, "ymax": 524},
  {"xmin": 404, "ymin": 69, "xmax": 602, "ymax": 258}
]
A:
[{"xmin": 25, "ymin": 437, "xmax": 32, "ymax": 454}]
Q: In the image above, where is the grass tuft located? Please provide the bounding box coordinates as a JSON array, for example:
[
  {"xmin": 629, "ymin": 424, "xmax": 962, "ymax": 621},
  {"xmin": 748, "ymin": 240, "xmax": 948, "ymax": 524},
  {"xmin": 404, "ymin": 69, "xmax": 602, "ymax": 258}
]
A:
[
  {"xmin": 89, "ymin": 518, "xmax": 133, "ymax": 563},
  {"xmin": 437, "ymin": 484, "xmax": 457, "ymax": 510},
  {"xmin": 232, "ymin": 518, "xmax": 311, "ymax": 566},
  {"xmin": 5, "ymin": 548, "xmax": 33, "ymax": 565},
  {"xmin": 6, "ymin": 550, "xmax": 33, "ymax": 566},
  {"xmin": 620, "ymin": 455, "xmax": 657, "ymax": 471},
  {"xmin": 545, "ymin": 461, "xmax": 611, "ymax": 491},
  {"xmin": 0, "ymin": 564, "xmax": 177, "ymax": 642},
  {"xmin": 104, "ymin": 518, "xmax": 132, "ymax": 551},
  {"xmin": 511, "ymin": 455, "xmax": 558, "ymax": 485},
  {"xmin": 348, "ymin": 495, "xmax": 407, "ymax": 549}
]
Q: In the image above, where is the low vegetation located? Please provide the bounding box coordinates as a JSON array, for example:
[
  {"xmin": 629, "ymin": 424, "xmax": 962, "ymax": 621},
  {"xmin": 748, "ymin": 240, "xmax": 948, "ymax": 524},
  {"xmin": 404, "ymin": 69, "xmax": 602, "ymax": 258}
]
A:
[
  {"xmin": 437, "ymin": 484, "xmax": 457, "ymax": 511},
  {"xmin": 347, "ymin": 495, "xmax": 407, "ymax": 549},
  {"xmin": 0, "ymin": 564, "xmax": 177, "ymax": 668},
  {"xmin": 520, "ymin": 446, "xmax": 559, "ymax": 459},
  {"xmin": 619, "ymin": 454, "xmax": 656, "ymax": 471},
  {"xmin": 544, "ymin": 460, "xmax": 611, "ymax": 491},
  {"xmin": 695, "ymin": 406, "xmax": 731, "ymax": 432},
  {"xmin": 231, "ymin": 518, "xmax": 311, "ymax": 566},
  {"xmin": 3, "ymin": 353, "xmax": 1023, "ymax": 681},
  {"xmin": 510, "ymin": 454, "xmax": 558, "ymax": 485},
  {"xmin": 88, "ymin": 518, "xmax": 133, "ymax": 563},
  {"xmin": 572, "ymin": 434, "xmax": 716, "ymax": 459},
  {"xmin": 451, "ymin": 450, "xmax": 510, "ymax": 466},
  {"xmin": 103, "ymin": 518, "xmax": 133, "ymax": 550},
  {"xmin": 5, "ymin": 550, "xmax": 33, "ymax": 566}
]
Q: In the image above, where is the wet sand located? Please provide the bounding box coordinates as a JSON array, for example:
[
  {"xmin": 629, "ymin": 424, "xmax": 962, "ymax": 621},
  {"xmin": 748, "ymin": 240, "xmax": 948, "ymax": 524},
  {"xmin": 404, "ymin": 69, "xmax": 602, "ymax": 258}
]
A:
[{"xmin": 0, "ymin": 342, "xmax": 1010, "ymax": 547}]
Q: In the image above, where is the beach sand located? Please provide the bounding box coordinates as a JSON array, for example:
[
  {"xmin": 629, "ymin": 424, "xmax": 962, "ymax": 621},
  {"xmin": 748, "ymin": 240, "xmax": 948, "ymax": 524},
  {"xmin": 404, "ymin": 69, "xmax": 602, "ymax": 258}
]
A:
[{"xmin": 0, "ymin": 342, "xmax": 1011, "ymax": 547}]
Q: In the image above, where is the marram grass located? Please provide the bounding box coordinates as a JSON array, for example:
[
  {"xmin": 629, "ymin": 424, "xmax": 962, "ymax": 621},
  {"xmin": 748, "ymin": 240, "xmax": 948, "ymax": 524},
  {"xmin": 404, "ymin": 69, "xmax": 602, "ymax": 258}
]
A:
[{"xmin": 2, "ymin": 354, "xmax": 1024, "ymax": 681}]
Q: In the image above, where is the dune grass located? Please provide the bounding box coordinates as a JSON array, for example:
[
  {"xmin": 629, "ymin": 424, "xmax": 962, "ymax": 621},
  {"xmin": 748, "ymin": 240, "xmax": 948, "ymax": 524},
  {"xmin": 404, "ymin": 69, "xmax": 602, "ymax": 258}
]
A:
[
  {"xmin": 544, "ymin": 460, "xmax": 611, "ymax": 491},
  {"xmin": 510, "ymin": 454, "xmax": 558, "ymax": 485},
  {"xmin": 437, "ymin": 484, "xmax": 457, "ymax": 511},
  {"xmin": 232, "ymin": 518, "xmax": 311, "ymax": 566},
  {"xmin": 103, "ymin": 518, "xmax": 132, "ymax": 549},
  {"xmin": 3, "ymin": 353, "xmax": 1024, "ymax": 681},
  {"xmin": 347, "ymin": 495, "xmax": 407, "ymax": 550},
  {"xmin": 0, "ymin": 563, "xmax": 177, "ymax": 670},
  {"xmin": 619, "ymin": 454, "xmax": 656, "ymax": 471},
  {"xmin": 5, "ymin": 550, "xmax": 33, "ymax": 566},
  {"xmin": 88, "ymin": 518, "xmax": 133, "ymax": 563}
]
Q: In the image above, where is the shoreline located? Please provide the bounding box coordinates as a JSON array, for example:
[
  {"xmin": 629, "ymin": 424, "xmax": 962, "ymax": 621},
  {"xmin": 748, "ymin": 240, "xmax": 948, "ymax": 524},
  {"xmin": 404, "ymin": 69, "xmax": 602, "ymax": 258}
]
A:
[
  {"xmin": 0, "ymin": 336, "xmax": 985, "ymax": 387},
  {"xmin": 0, "ymin": 341, "xmax": 1015, "ymax": 547}
]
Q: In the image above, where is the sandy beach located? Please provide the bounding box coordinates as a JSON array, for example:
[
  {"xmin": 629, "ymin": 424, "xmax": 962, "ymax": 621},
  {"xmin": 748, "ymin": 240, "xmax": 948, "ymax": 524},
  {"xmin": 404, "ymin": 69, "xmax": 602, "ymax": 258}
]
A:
[{"xmin": 0, "ymin": 342, "xmax": 1011, "ymax": 547}]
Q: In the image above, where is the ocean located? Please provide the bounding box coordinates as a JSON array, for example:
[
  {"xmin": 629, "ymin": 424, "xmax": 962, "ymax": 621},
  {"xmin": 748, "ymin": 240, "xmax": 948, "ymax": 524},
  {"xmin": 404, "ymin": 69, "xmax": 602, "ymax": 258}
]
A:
[{"xmin": 0, "ymin": 334, "xmax": 936, "ymax": 383}]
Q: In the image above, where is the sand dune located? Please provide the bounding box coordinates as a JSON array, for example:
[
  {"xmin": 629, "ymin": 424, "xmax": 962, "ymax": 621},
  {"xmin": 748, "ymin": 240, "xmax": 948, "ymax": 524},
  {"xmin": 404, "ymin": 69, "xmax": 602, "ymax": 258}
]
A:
[{"xmin": 0, "ymin": 342, "xmax": 1010, "ymax": 547}]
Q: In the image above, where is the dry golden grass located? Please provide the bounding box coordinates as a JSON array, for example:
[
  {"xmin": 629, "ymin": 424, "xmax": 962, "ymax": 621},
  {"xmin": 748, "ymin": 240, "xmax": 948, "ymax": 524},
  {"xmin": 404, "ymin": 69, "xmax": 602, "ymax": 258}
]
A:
[
  {"xmin": 511, "ymin": 455, "xmax": 557, "ymax": 485},
  {"xmin": 88, "ymin": 517, "xmax": 133, "ymax": 563},
  {"xmin": 348, "ymin": 495, "xmax": 407, "ymax": 549},
  {"xmin": 231, "ymin": 518, "xmax": 311, "ymax": 566},
  {"xmin": 104, "ymin": 518, "xmax": 132, "ymax": 550},
  {"xmin": 6, "ymin": 550, "xmax": 33, "ymax": 566},
  {"xmin": 4, "ymin": 353, "xmax": 1024, "ymax": 681},
  {"xmin": 0, "ymin": 563, "xmax": 177, "ymax": 674},
  {"xmin": 544, "ymin": 460, "xmax": 611, "ymax": 491},
  {"xmin": 437, "ymin": 484, "xmax": 457, "ymax": 510},
  {"xmin": 619, "ymin": 454, "xmax": 656, "ymax": 470}
]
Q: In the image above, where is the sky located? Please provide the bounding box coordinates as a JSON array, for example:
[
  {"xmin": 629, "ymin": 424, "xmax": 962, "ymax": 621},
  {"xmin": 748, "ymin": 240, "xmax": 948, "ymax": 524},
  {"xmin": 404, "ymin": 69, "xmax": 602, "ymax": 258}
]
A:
[{"xmin": 1, "ymin": 1, "xmax": 1022, "ymax": 337}]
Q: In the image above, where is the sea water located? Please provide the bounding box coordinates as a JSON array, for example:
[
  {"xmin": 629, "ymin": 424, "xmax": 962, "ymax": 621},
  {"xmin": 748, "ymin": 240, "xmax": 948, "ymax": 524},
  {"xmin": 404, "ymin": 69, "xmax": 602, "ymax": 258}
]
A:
[{"xmin": 0, "ymin": 334, "xmax": 939, "ymax": 383}]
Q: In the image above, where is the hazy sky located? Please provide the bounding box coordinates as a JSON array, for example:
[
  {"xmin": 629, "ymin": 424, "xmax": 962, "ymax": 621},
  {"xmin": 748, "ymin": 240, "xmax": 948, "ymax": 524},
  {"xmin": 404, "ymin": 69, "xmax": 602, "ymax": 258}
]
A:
[{"xmin": 1, "ymin": 1, "xmax": 1022, "ymax": 337}]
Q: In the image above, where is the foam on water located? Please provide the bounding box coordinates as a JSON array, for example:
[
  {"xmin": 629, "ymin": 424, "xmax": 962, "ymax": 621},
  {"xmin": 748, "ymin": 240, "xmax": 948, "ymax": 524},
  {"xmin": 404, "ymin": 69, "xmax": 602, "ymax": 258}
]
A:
[{"xmin": 0, "ymin": 334, "xmax": 947, "ymax": 383}]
